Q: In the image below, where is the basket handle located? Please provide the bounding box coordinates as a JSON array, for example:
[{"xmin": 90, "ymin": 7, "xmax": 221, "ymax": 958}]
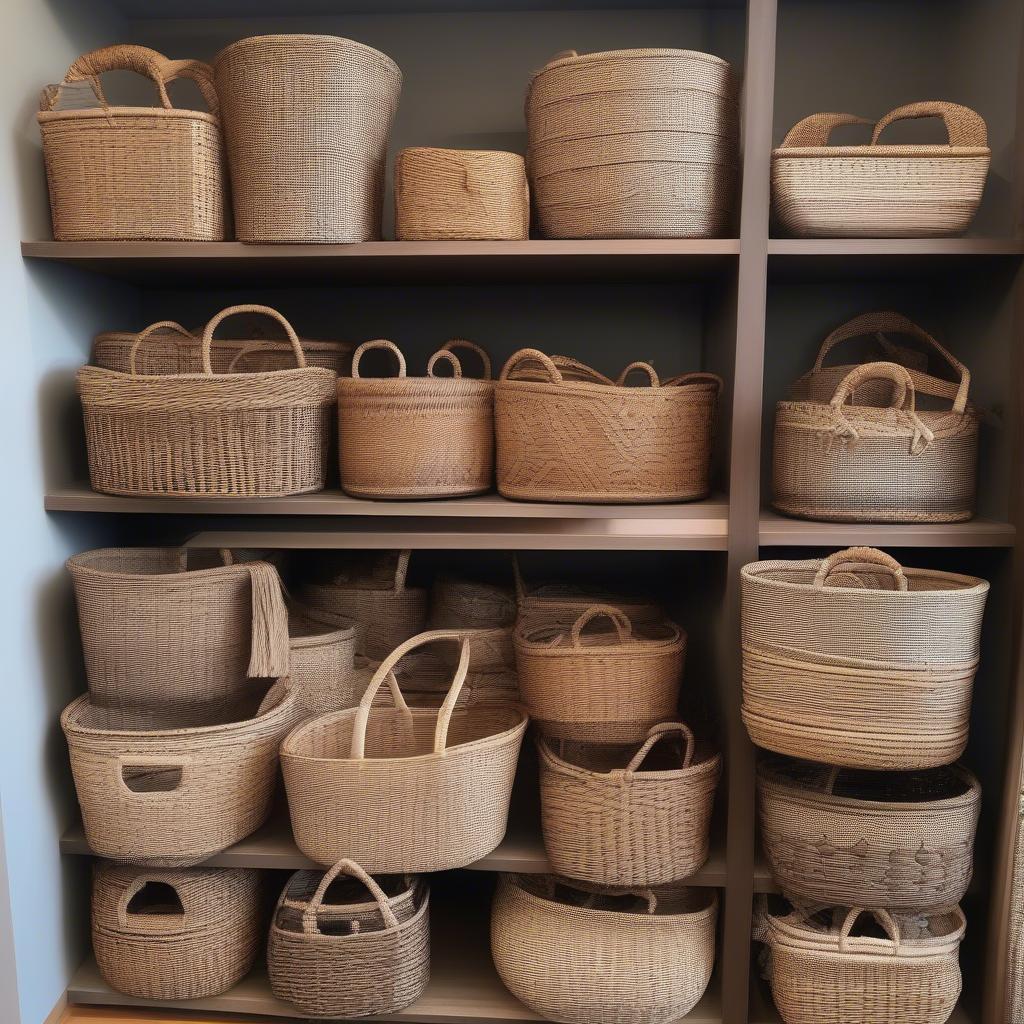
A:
[
  {"xmin": 441, "ymin": 339, "xmax": 492, "ymax": 380},
  {"xmin": 663, "ymin": 371, "xmax": 723, "ymax": 392},
  {"xmin": 127, "ymin": 321, "xmax": 195, "ymax": 375},
  {"xmin": 838, "ymin": 907, "xmax": 902, "ymax": 954},
  {"xmin": 351, "ymin": 339, "xmax": 406, "ymax": 379},
  {"xmin": 822, "ymin": 765, "xmax": 841, "ymax": 795},
  {"xmin": 245, "ymin": 561, "xmax": 291, "ymax": 679},
  {"xmin": 392, "ymin": 550, "xmax": 411, "ymax": 593},
  {"xmin": 780, "ymin": 112, "xmax": 873, "ymax": 148},
  {"xmin": 115, "ymin": 874, "xmax": 192, "ymax": 932},
  {"xmin": 160, "ymin": 57, "xmax": 220, "ymax": 119},
  {"xmin": 302, "ymin": 858, "xmax": 400, "ymax": 937},
  {"xmin": 570, "ymin": 604, "xmax": 632, "ymax": 647},
  {"xmin": 114, "ymin": 753, "xmax": 193, "ymax": 799},
  {"xmin": 624, "ymin": 721, "xmax": 695, "ymax": 774},
  {"xmin": 813, "ymin": 547, "xmax": 909, "ymax": 592},
  {"xmin": 616, "ymin": 362, "xmax": 660, "ymax": 387},
  {"xmin": 511, "ymin": 556, "xmax": 528, "ymax": 604},
  {"xmin": 426, "ymin": 350, "xmax": 463, "ymax": 378},
  {"xmin": 201, "ymin": 306, "xmax": 306, "ymax": 376},
  {"xmin": 872, "ymin": 101, "xmax": 988, "ymax": 149},
  {"xmin": 500, "ymin": 348, "xmax": 563, "ymax": 384}
]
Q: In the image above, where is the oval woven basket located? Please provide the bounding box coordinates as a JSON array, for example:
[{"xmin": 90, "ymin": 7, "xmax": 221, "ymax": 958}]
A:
[
  {"xmin": 287, "ymin": 602, "xmax": 368, "ymax": 715},
  {"xmin": 741, "ymin": 547, "xmax": 989, "ymax": 769},
  {"xmin": 430, "ymin": 574, "xmax": 517, "ymax": 630}
]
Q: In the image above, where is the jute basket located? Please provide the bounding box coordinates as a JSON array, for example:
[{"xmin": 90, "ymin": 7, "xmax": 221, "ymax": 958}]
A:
[
  {"xmin": 92, "ymin": 863, "xmax": 261, "ymax": 999},
  {"xmin": 288, "ymin": 603, "xmax": 368, "ymax": 715},
  {"xmin": 1008, "ymin": 795, "xmax": 1024, "ymax": 1022},
  {"xmin": 742, "ymin": 547, "xmax": 989, "ymax": 769},
  {"xmin": 539, "ymin": 722, "xmax": 721, "ymax": 886},
  {"xmin": 78, "ymin": 305, "xmax": 337, "ymax": 498},
  {"xmin": 758, "ymin": 756, "xmax": 980, "ymax": 911},
  {"xmin": 492, "ymin": 874, "xmax": 717, "ymax": 1024},
  {"xmin": 282, "ymin": 631, "xmax": 528, "ymax": 872},
  {"xmin": 772, "ymin": 102, "xmax": 990, "ymax": 237},
  {"xmin": 214, "ymin": 34, "xmax": 402, "ymax": 243},
  {"xmin": 496, "ymin": 349, "xmax": 720, "ymax": 503},
  {"xmin": 337, "ymin": 339, "xmax": 494, "ymax": 498},
  {"xmin": 38, "ymin": 44, "xmax": 225, "ymax": 241},
  {"xmin": 268, "ymin": 859, "xmax": 429, "ymax": 1017},
  {"xmin": 431, "ymin": 574, "xmax": 517, "ymax": 629}
]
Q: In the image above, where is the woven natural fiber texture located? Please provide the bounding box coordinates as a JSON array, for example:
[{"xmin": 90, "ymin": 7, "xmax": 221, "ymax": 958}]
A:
[
  {"xmin": 395, "ymin": 147, "xmax": 529, "ymax": 240},
  {"xmin": 431, "ymin": 574, "xmax": 517, "ymax": 629},
  {"xmin": 92, "ymin": 863, "xmax": 262, "ymax": 999},
  {"xmin": 288, "ymin": 603, "xmax": 368, "ymax": 715},
  {"xmin": 268, "ymin": 860, "xmax": 429, "ymax": 1017},
  {"xmin": 772, "ymin": 102, "xmax": 990, "ymax": 237},
  {"xmin": 492, "ymin": 874, "xmax": 717, "ymax": 1024},
  {"xmin": 282, "ymin": 631, "xmax": 527, "ymax": 871},
  {"xmin": 63, "ymin": 682, "xmax": 299, "ymax": 866},
  {"xmin": 337, "ymin": 339, "xmax": 494, "ymax": 498},
  {"xmin": 758, "ymin": 756, "xmax": 980, "ymax": 911},
  {"xmin": 526, "ymin": 48, "xmax": 738, "ymax": 238},
  {"xmin": 39, "ymin": 44, "xmax": 225, "ymax": 241},
  {"xmin": 1008, "ymin": 794, "xmax": 1024, "ymax": 1022},
  {"xmin": 741, "ymin": 548, "xmax": 989, "ymax": 769},
  {"xmin": 496, "ymin": 349, "xmax": 719, "ymax": 503},
  {"xmin": 538, "ymin": 722, "xmax": 721, "ymax": 886},
  {"xmin": 214, "ymin": 34, "xmax": 401, "ymax": 243}
]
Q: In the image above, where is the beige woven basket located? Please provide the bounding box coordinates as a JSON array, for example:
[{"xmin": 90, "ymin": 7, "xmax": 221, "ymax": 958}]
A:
[
  {"xmin": 337, "ymin": 339, "xmax": 495, "ymax": 499},
  {"xmin": 772, "ymin": 102, "xmax": 990, "ymax": 237},
  {"xmin": 1008, "ymin": 795, "xmax": 1024, "ymax": 1022},
  {"xmin": 539, "ymin": 722, "xmax": 721, "ymax": 886},
  {"xmin": 288, "ymin": 603, "xmax": 367, "ymax": 715},
  {"xmin": 214, "ymin": 34, "xmax": 401, "ymax": 243},
  {"xmin": 431, "ymin": 574, "xmax": 517, "ymax": 629},
  {"xmin": 742, "ymin": 547, "xmax": 989, "ymax": 769},
  {"xmin": 496, "ymin": 349, "xmax": 720, "ymax": 503},
  {"xmin": 92, "ymin": 863, "xmax": 262, "ymax": 999},
  {"xmin": 492, "ymin": 874, "xmax": 717, "ymax": 1024},
  {"xmin": 282, "ymin": 631, "xmax": 528, "ymax": 871},
  {"xmin": 526, "ymin": 48, "xmax": 738, "ymax": 238},
  {"xmin": 38, "ymin": 44, "xmax": 225, "ymax": 241}
]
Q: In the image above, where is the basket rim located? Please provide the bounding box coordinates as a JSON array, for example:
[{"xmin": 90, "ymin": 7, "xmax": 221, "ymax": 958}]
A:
[
  {"xmin": 772, "ymin": 144, "xmax": 991, "ymax": 160},
  {"xmin": 537, "ymin": 732, "xmax": 721, "ymax": 783},
  {"xmin": 94, "ymin": 331, "xmax": 352, "ymax": 354},
  {"xmin": 66, "ymin": 546, "xmax": 270, "ymax": 584},
  {"xmin": 496, "ymin": 376, "xmax": 719, "ymax": 399},
  {"xmin": 533, "ymin": 47, "xmax": 731, "ymax": 77},
  {"xmin": 213, "ymin": 33, "xmax": 401, "ymax": 77},
  {"xmin": 398, "ymin": 145, "xmax": 525, "ymax": 162},
  {"xmin": 338, "ymin": 377, "xmax": 494, "ymax": 396},
  {"xmin": 515, "ymin": 616, "xmax": 686, "ymax": 654},
  {"xmin": 38, "ymin": 107, "xmax": 219, "ymax": 125},
  {"xmin": 79, "ymin": 364, "xmax": 337, "ymax": 386}
]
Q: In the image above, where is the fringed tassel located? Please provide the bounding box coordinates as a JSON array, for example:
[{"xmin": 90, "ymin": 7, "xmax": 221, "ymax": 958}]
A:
[{"xmin": 247, "ymin": 562, "xmax": 291, "ymax": 679}]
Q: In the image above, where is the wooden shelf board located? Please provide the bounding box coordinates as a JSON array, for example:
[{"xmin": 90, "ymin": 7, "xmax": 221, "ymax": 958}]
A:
[
  {"xmin": 759, "ymin": 511, "xmax": 1015, "ymax": 548},
  {"xmin": 769, "ymin": 238, "xmax": 1024, "ymax": 256}
]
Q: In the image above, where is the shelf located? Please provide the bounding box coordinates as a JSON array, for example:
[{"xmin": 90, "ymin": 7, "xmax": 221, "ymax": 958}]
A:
[
  {"xmin": 107, "ymin": 0, "xmax": 745, "ymax": 15},
  {"xmin": 758, "ymin": 511, "xmax": 1016, "ymax": 548}
]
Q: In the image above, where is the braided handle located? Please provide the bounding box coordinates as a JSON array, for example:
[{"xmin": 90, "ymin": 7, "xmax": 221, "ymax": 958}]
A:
[
  {"xmin": 426, "ymin": 350, "xmax": 463, "ymax": 378},
  {"xmin": 302, "ymin": 859, "xmax": 400, "ymax": 937},
  {"xmin": 161, "ymin": 58, "xmax": 219, "ymax": 118},
  {"xmin": 873, "ymin": 101, "xmax": 988, "ymax": 148},
  {"xmin": 500, "ymin": 348, "xmax": 562, "ymax": 383},
  {"xmin": 617, "ymin": 362, "xmax": 660, "ymax": 387},
  {"xmin": 202, "ymin": 306, "xmax": 305, "ymax": 376},
  {"xmin": 441, "ymin": 339, "xmax": 492, "ymax": 380},
  {"xmin": 127, "ymin": 321, "xmax": 193, "ymax": 375},
  {"xmin": 780, "ymin": 112, "xmax": 873, "ymax": 147},
  {"xmin": 352, "ymin": 339, "xmax": 407, "ymax": 379},
  {"xmin": 570, "ymin": 604, "xmax": 632, "ymax": 647},
  {"xmin": 814, "ymin": 547, "xmax": 909, "ymax": 592},
  {"xmin": 838, "ymin": 907, "xmax": 901, "ymax": 954},
  {"xmin": 625, "ymin": 721, "xmax": 695, "ymax": 774}
]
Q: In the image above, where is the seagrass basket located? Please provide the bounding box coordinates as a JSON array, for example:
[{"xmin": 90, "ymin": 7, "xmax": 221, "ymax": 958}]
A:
[
  {"xmin": 742, "ymin": 547, "xmax": 989, "ymax": 769},
  {"xmin": 38, "ymin": 44, "xmax": 225, "ymax": 241},
  {"xmin": 92, "ymin": 863, "xmax": 262, "ymax": 999},
  {"xmin": 431, "ymin": 574, "xmax": 517, "ymax": 629},
  {"xmin": 288, "ymin": 603, "xmax": 367, "ymax": 715}
]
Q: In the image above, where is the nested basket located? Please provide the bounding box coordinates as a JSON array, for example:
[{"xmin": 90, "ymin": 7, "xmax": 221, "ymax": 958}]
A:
[
  {"xmin": 288, "ymin": 603, "xmax": 367, "ymax": 715},
  {"xmin": 92, "ymin": 863, "xmax": 262, "ymax": 999},
  {"xmin": 38, "ymin": 44, "xmax": 225, "ymax": 241},
  {"xmin": 431, "ymin": 574, "xmax": 517, "ymax": 629},
  {"xmin": 214, "ymin": 34, "xmax": 402, "ymax": 243},
  {"xmin": 282, "ymin": 632, "xmax": 528, "ymax": 872},
  {"xmin": 772, "ymin": 102, "xmax": 990, "ymax": 237},
  {"xmin": 539, "ymin": 722, "xmax": 721, "ymax": 886},
  {"xmin": 741, "ymin": 547, "xmax": 989, "ymax": 769},
  {"xmin": 492, "ymin": 874, "xmax": 717, "ymax": 1024},
  {"xmin": 268, "ymin": 859, "xmax": 430, "ymax": 1017},
  {"xmin": 337, "ymin": 339, "xmax": 495, "ymax": 498}
]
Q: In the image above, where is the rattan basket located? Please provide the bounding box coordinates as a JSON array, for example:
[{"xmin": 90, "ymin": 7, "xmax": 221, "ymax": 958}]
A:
[
  {"xmin": 431, "ymin": 574, "xmax": 517, "ymax": 629},
  {"xmin": 288, "ymin": 603, "xmax": 367, "ymax": 715}
]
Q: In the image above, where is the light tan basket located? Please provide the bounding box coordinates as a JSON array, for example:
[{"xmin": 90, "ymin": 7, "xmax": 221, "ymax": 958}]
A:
[
  {"xmin": 38, "ymin": 44, "xmax": 225, "ymax": 241},
  {"xmin": 492, "ymin": 874, "xmax": 717, "ymax": 1024},
  {"xmin": 287, "ymin": 603, "xmax": 367, "ymax": 715},
  {"xmin": 742, "ymin": 548, "xmax": 989, "ymax": 769},
  {"xmin": 772, "ymin": 102, "xmax": 990, "ymax": 237},
  {"xmin": 92, "ymin": 863, "xmax": 262, "ymax": 1000},
  {"xmin": 1008, "ymin": 795, "xmax": 1024, "ymax": 1023},
  {"xmin": 431, "ymin": 574, "xmax": 517, "ymax": 629},
  {"xmin": 214, "ymin": 34, "xmax": 401, "ymax": 243}
]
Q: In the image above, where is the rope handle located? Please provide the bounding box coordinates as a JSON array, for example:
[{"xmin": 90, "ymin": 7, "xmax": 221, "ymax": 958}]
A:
[
  {"xmin": 160, "ymin": 58, "xmax": 220, "ymax": 119},
  {"xmin": 780, "ymin": 112, "xmax": 873, "ymax": 148},
  {"xmin": 872, "ymin": 101, "xmax": 988, "ymax": 149},
  {"xmin": 814, "ymin": 547, "xmax": 909, "ymax": 592},
  {"xmin": 500, "ymin": 348, "xmax": 563, "ymax": 384},
  {"xmin": 570, "ymin": 604, "xmax": 632, "ymax": 647},
  {"xmin": 426, "ymin": 350, "xmax": 463, "ymax": 378},
  {"xmin": 352, "ymin": 339, "xmax": 407, "ymax": 379},
  {"xmin": 393, "ymin": 550, "xmax": 410, "ymax": 593},
  {"xmin": 838, "ymin": 907, "xmax": 901, "ymax": 954},
  {"xmin": 302, "ymin": 859, "xmax": 400, "ymax": 937},
  {"xmin": 441, "ymin": 339, "xmax": 492, "ymax": 380},
  {"xmin": 624, "ymin": 721, "xmax": 695, "ymax": 774},
  {"xmin": 512, "ymin": 556, "xmax": 528, "ymax": 604},
  {"xmin": 201, "ymin": 306, "xmax": 305, "ymax": 376},
  {"xmin": 116, "ymin": 873, "xmax": 191, "ymax": 931},
  {"xmin": 617, "ymin": 362, "xmax": 660, "ymax": 387},
  {"xmin": 127, "ymin": 321, "xmax": 194, "ymax": 375}
]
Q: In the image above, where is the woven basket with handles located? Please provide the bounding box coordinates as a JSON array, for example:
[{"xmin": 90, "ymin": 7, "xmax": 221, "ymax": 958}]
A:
[{"xmin": 431, "ymin": 574, "xmax": 517, "ymax": 629}]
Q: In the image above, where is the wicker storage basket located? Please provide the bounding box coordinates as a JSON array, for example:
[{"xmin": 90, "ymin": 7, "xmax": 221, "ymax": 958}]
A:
[
  {"xmin": 214, "ymin": 34, "xmax": 401, "ymax": 243},
  {"xmin": 758, "ymin": 756, "xmax": 980, "ymax": 911},
  {"xmin": 1008, "ymin": 795, "xmax": 1024, "ymax": 1022},
  {"xmin": 496, "ymin": 349, "xmax": 720, "ymax": 503},
  {"xmin": 539, "ymin": 722, "xmax": 721, "ymax": 886},
  {"xmin": 282, "ymin": 631, "xmax": 528, "ymax": 872},
  {"xmin": 526, "ymin": 48, "xmax": 738, "ymax": 239},
  {"xmin": 288, "ymin": 603, "xmax": 368, "ymax": 715},
  {"xmin": 492, "ymin": 874, "xmax": 717, "ymax": 1024},
  {"xmin": 38, "ymin": 45, "xmax": 225, "ymax": 241},
  {"xmin": 337, "ymin": 339, "xmax": 495, "ymax": 499},
  {"xmin": 742, "ymin": 547, "xmax": 989, "ymax": 769},
  {"xmin": 92, "ymin": 863, "xmax": 262, "ymax": 999},
  {"xmin": 431, "ymin": 574, "xmax": 517, "ymax": 629},
  {"xmin": 268, "ymin": 859, "xmax": 430, "ymax": 1017},
  {"xmin": 772, "ymin": 102, "xmax": 990, "ymax": 237}
]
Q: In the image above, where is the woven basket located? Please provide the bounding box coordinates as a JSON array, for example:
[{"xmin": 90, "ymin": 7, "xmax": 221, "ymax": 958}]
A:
[
  {"xmin": 431, "ymin": 574, "xmax": 517, "ymax": 629},
  {"xmin": 772, "ymin": 102, "xmax": 990, "ymax": 237},
  {"xmin": 268, "ymin": 859, "xmax": 429, "ymax": 1017},
  {"xmin": 496, "ymin": 350, "xmax": 720, "ymax": 503},
  {"xmin": 1009, "ymin": 795, "xmax": 1024, "ymax": 1022},
  {"xmin": 214, "ymin": 34, "xmax": 401, "ymax": 243},
  {"xmin": 492, "ymin": 874, "xmax": 717, "ymax": 1024},
  {"xmin": 742, "ymin": 547, "xmax": 989, "ymax": 769},
  {"xmin": 92, "ymin": 863, "xmax": 262, "ymax": 999},
  {"xmin": 282, "ymin": 631, "xmax": 528, "ymax": 872},
  {"xmin": 288, "ymin": 603, "xmax": 367, "ymax": 715},
  {"xmin": 526, "ymin": 48, "xmax": 738, "ymax": 238},
  {"xmin": 337, "ymin": 339, "xmax": 494, "ymax": 499},
  {"xmin": 758, "ymin": 756, "xmax": 980, "ymax": 911},
  {"xmin": 38, "ymin": 45, "xmax": 225, "ymax": 241}
]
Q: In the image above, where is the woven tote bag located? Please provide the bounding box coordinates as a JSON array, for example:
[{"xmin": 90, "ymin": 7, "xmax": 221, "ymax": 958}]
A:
[
  {"xmin": 92, "ymin": 863, "xmax": 262, "ymax": 999},
  {"xmin": 38, "ymin": 45, "xmax": 225, "ymax": 241},
  {"xmin": 282, "ymin": 631, "xmax": 528, "ymax": 872},
  {"xmin": 287, "ymin": 603, "xmax": 368, "ymax": 715},
  {"xmin": 538, "ymin": 721, "xmax": 721, "ymax": 886},
  {"xmin": 492, "ymin": 874, "xmax": 717, "ymax": 1024},
  {"xmin": 742, "ymin": 547, "xmax": 989, "ymax": 769}
]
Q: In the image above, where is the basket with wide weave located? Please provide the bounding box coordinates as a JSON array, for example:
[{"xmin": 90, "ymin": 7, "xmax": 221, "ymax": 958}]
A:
[
  {"xmin": 772, "ymin": 102, "xmax": 990, "ymax": 237},
  {"xmin": 92, "ymin": 863, "xmax": 262, "ymax": 1000},
  {"xmin": 539, "ymin": 721, "xmax": 721, "ymax": 886},
  {"xmin": 282, "ymin": 631, "xmax": 528, "ymax": 872},
  {"xmin": 268, "ymin": 859, "xmax": 430, "ymax": 1017},
  {"xmin": 492, "ymin": 874, "xmax": 717, "ymax": 1024},
  {"xmin": 214, "ymin": 34, "xmax": 402, "ymax": 243},
  {"xmin": 526, "ymin": 48, "xmax": 738, "ymax": 238},
  {"xmin": 742, "ymin": 547, "xmax": 989, "ymax": 769},
  {"xmin": 288, "ymin": 603, "xmax": 368, "ymax": 715},
  {"xmin": 38, "ymin": 44, "xmax": 225, "ymax": 241}
]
